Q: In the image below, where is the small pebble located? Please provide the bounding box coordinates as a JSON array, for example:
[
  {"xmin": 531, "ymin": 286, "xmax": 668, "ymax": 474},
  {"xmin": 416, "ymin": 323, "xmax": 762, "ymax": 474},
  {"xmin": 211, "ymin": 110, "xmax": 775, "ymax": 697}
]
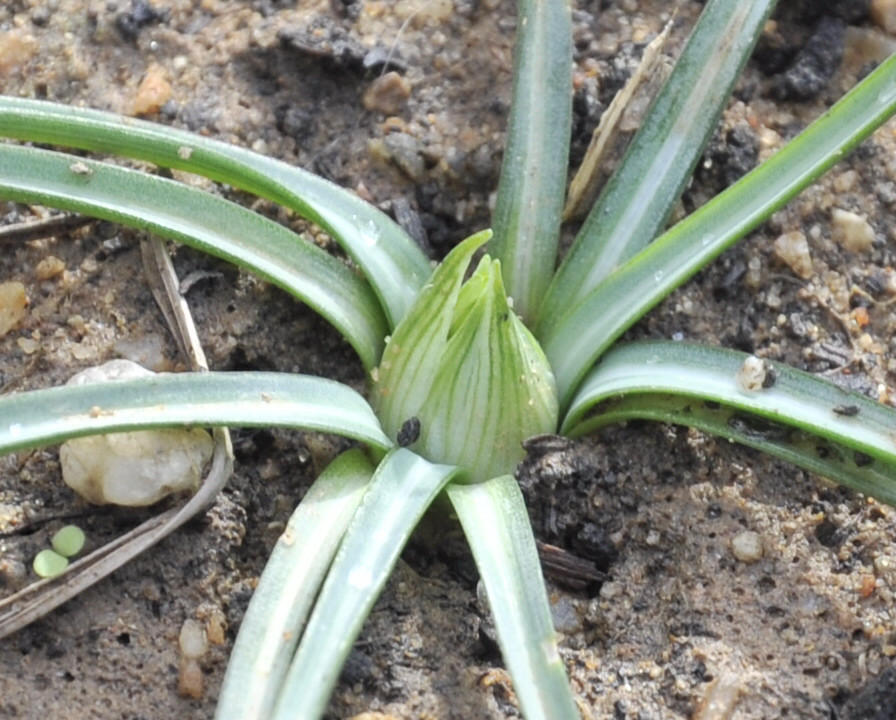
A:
[
  {"xmin": 773, "ymin": 231, "xmax": 813, "ymax": 279},
  {"xmin": 179, "ymin": 618, "xmax": 208, "ymax": 659},
  {"xmin": 0, "ymin": 30, "xmax": 37, "ymax": 73},
  {"xmin": 204, "ymin": 607, "xmax": 227, "ymax": 645},
  {"xmin": 831, "ymin": 208, "xmax": 875, "ymax": 253},
  {"xmin": 599, "ymin": 580, "xmax": 623, "ymax": 599},
  {"xmin": 550, "ymin": 595, "xmax": 583, "ymax": 635},
  {"xmin": 845, "ymin": 25, "xmax": 896, "ymax": 66},
  {"xmin": 133, "ymin": 65, "xmax": 172, "ymax": 116},
  {"xmin": 0, "ymin": 557, "xmax": 27, "ymax": 589},
  {"xmin": 16, "ymin": 336, "xmax": 39, "ymax": 355},
  {"xmin": 394, "ymin": 0, "xmax": 453, "ymax": 26},
  {"xmin": 0, "ymin": 281, "xmax": 27, "ymax": 337},
  {"xmin": 60, "ymin": 360, "xmax": 213, "ymax": 506},
  {"xmin": 362, "ymin": 71, "xmax": 411, "ymax": 116},
  {"xmin": 731, "ymin": 530, "xmax": 763, "ymax": 563},
  {"xmin": 871, "ymin": 0, "xmax": 896, "ymax": 34},
  {"xmin": 113, "ymin": 334, "xmax": 171, "ymax": 372},
  {"xmin": 735, "ymin": 356, "xmax": 768, "ymax": 392},
  {"xmin": 177, "ymin": 658, "xmax": 204, "ymax": 699},
  {"xmin": 69, "ymin": 161, "xmax": 92, "ymax": 176},
  {"xmin": 35, "ymin": 255, "xmax": 65, "ymax": 281},
  {"xmin": 385, "ymin": 133, "xmax": 426, "ymax": 181}
]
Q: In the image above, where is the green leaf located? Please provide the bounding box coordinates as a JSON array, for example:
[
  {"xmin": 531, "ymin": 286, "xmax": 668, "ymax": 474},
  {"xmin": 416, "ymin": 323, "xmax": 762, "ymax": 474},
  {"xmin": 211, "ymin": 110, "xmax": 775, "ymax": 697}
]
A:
[
  {"xmin": 541, "ymin": 52, "xmax": 896, "ymax": 406},
  {"xmin": 0, "ymin": 143, "xmax": 386, "ymax": 370},
  {"xmin": 271, "ymin": 448, "xmax": 460, "ymax": 720},
  {"xmin": 0, "ymin": 95, "xmax": 431, "ymax": 328},
  {"xmin": 0, "ymin": 372, "xmax": 392, "ymax": 454},
  {"xmin": 563, "ymin": 341, "xmax": 896, "ymax": 505},
  {"xmin": 489, "ymin": 0, "xmax": 572, "ymax": 322},
  {"xmin": 539, "ymin": 0, "xmax": 775, "ymax": 327},
  {"xmin": 447, "ymin": 476, "xmax": 580, "ymax": 720},
  {"xmin": 216, "ymin": 449, "xmax": 374, "ymax": 720}
]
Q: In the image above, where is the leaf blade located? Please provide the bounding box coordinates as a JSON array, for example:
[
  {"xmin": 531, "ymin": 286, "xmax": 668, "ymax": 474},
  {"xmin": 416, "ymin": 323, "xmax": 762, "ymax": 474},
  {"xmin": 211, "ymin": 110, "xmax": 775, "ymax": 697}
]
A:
[
  {"xmin": 215, "ymin": 449, "xmax": 374, "ymax": 720},
  {"xmin": 489, "ymin": 0, "xmax": 572, "ymax": 321},
  {"xmin": 563, "ymin": 341, "xmax": 896, "ymax": 505},
  {"xmin": 447, "ymin": 476, "xmax": 581, "ymax": 720},
  {"xmin": 271, "ymin": 448, "xmax": 460, "ymax": 720},
  {"xmin": 0, "ymin": 372, "xmax": 392, "ymax": 454},
  {"xmin": 539, "ymin": 0, "xmax": 776, "ymax": 327},
  {"xmin": 541, "ymin": 52, "xmax": 896, "ymax": 406},
  {"xmin": 0, "ymin": 95, "xmax": 431, "ymax": 328},
  {"xmin": 0, "ymin": 143, "xmax": 386, "ymax": 370}
]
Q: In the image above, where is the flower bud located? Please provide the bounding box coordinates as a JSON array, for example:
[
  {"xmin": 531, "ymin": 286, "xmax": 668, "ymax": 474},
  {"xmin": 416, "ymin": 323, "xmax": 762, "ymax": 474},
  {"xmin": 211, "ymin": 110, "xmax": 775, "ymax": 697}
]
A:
[{"xmin": 372, "ymin": 231, "xmax": 558, "ymax": 482}]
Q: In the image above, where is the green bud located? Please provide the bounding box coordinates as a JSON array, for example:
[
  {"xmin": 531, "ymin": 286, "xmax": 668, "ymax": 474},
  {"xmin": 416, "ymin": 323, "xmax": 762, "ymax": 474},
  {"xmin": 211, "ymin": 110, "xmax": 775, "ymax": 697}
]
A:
[{"xmin": 372, "ymin": 231, "xmax": 559, "ymax": 482}]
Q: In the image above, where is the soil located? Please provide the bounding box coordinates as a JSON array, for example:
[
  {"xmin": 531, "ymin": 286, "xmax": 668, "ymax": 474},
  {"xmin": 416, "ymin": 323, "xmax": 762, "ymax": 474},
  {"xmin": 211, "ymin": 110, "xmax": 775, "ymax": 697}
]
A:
[{"xmin": 1, "ymin": 1, "xmax": 896, "ymax": 719}]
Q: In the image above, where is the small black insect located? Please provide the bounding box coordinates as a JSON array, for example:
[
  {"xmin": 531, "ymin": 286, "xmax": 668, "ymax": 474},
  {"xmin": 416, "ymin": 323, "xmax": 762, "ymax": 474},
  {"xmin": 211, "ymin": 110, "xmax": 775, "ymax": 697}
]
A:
[
  {"xmin": 397, "ymin": 416, "xmax": 421, "ymax": 447},
  {"xmin": 761, "ymin": 365, "xmax": 777, "ymax": 388},
  {"xmin": 833, "ymin": 404, "xmax": 860, "ymax": 417}
]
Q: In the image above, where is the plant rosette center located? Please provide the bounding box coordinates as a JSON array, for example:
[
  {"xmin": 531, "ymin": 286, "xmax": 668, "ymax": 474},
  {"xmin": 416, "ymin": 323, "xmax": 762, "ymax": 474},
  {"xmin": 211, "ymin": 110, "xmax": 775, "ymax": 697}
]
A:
[{"xmin": 371, "ymin": 231, "xmax": 559, "ymax": 482}]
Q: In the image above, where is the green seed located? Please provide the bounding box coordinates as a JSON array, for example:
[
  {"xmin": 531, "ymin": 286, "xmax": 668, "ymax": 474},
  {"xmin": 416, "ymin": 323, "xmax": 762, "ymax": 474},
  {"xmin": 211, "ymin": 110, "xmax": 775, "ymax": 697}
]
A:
[
  {"xmin": 33, "ymin": 549, "xmax": 69, "ymax": 578},
  {"xmin": 51, "ymin": 525, "xmax": 86, "ymax": 557}
]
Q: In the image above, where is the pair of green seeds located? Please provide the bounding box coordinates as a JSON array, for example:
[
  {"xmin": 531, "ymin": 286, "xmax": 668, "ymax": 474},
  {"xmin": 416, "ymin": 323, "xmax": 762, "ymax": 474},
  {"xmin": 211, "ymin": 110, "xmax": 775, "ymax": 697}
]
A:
[{"xmin": 32, "ymin": 525, "xmax": 86, "ymax": 578}]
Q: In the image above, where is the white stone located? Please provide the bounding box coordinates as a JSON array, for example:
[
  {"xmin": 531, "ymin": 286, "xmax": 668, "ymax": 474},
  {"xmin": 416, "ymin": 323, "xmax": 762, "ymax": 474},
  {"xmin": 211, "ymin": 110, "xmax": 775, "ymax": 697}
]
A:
[
  {"xmin": 773, "ymin": 231, "xmax": 813, "ymax": 279},
  {"xmin": 731, "ymin": 530, "xmax": 763, "ymax": 563},
  {"xmin": 735, "ymin": 356, "xmax": 769, "ymax": 392},
  {"xmin": 871, "ymin": 0, "xmax": 896, "ymax": 35},
  {"xmin": 60, "ymin": 360, "xmax": 213, "ymax": 506},
  {"xmin": 0, "ymin": 281, "xmax": 27, "ymax": 338},
  {"xmin": 831, "ymin": 208, "xmax": 875, "ymax": 253},
  {"xmin": 179, "ymin": 618, "xmax": 208, "ymax": 659}
]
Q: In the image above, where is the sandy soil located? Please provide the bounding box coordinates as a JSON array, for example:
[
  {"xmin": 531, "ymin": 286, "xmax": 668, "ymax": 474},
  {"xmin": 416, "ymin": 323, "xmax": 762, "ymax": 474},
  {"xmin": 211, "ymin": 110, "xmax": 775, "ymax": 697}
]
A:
[{"xmin": 1, "ymin": 1, "xmax": 896, "ymax": 718}]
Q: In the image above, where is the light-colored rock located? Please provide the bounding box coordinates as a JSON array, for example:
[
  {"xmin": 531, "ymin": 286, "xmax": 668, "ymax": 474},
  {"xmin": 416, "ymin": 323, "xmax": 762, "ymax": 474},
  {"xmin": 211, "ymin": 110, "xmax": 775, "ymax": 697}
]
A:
[
  {"xmin": 395, "ymin": 0, "xmax": 453, "ymax": 26},
  {"xmin": 60, "ymin": 360, "xmax": 213, "ymax": 506},
  {"xmin": 735, "ymin": 356, "xmax": 770, "ymax": 392},
  {"xmin": 362, "ymin": 71, "xmax": 411, "ymax": 116},
  {"xmin": 133, "ymin": 64, "xmax": 172, "ymax": 116},
  {"xmin": 35, "ymin": 255, "xmax": 65, "ymax": 281},
  {"xmin": 731, "ymin": 530, "xmax": 763, "ymax": 563},
  {"xmin": 0, "ymin": 30, "xmax": 37, "ymax": 73},
  {"xmin": 177, "ymin": 658, "xmax": 204, "ymax": 699},
  {"xmin": 17, "ymin": 336, "xmax": 39, "ymax": 355},
  {"xmin": 374, "ymin": 132, "xmax": 426, "ymax": 181},
  {"xmin": 871, "ymin": 0, "xmax": 896, "ymax": 35},
  {"xmin": 550, "ymin": 595, "xmax": 583, "ymax": 635},
  {"xmin": 200, "ymin": 605, "xmax": 227, "ymax": 645},
  {"xmin": 0, "ymin": 281, "xmax": 27, "ymax": 337},
  {"xmin": 773, "ymin": 231, "xmax": 813, "ymax": 279},
  {"xmin": 179, "ymin": 619, "xmax": 208, "ymax": 659},
  {"xmin": 831, "ymin": 208, "xmax": 875, "ymax": 253}
]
